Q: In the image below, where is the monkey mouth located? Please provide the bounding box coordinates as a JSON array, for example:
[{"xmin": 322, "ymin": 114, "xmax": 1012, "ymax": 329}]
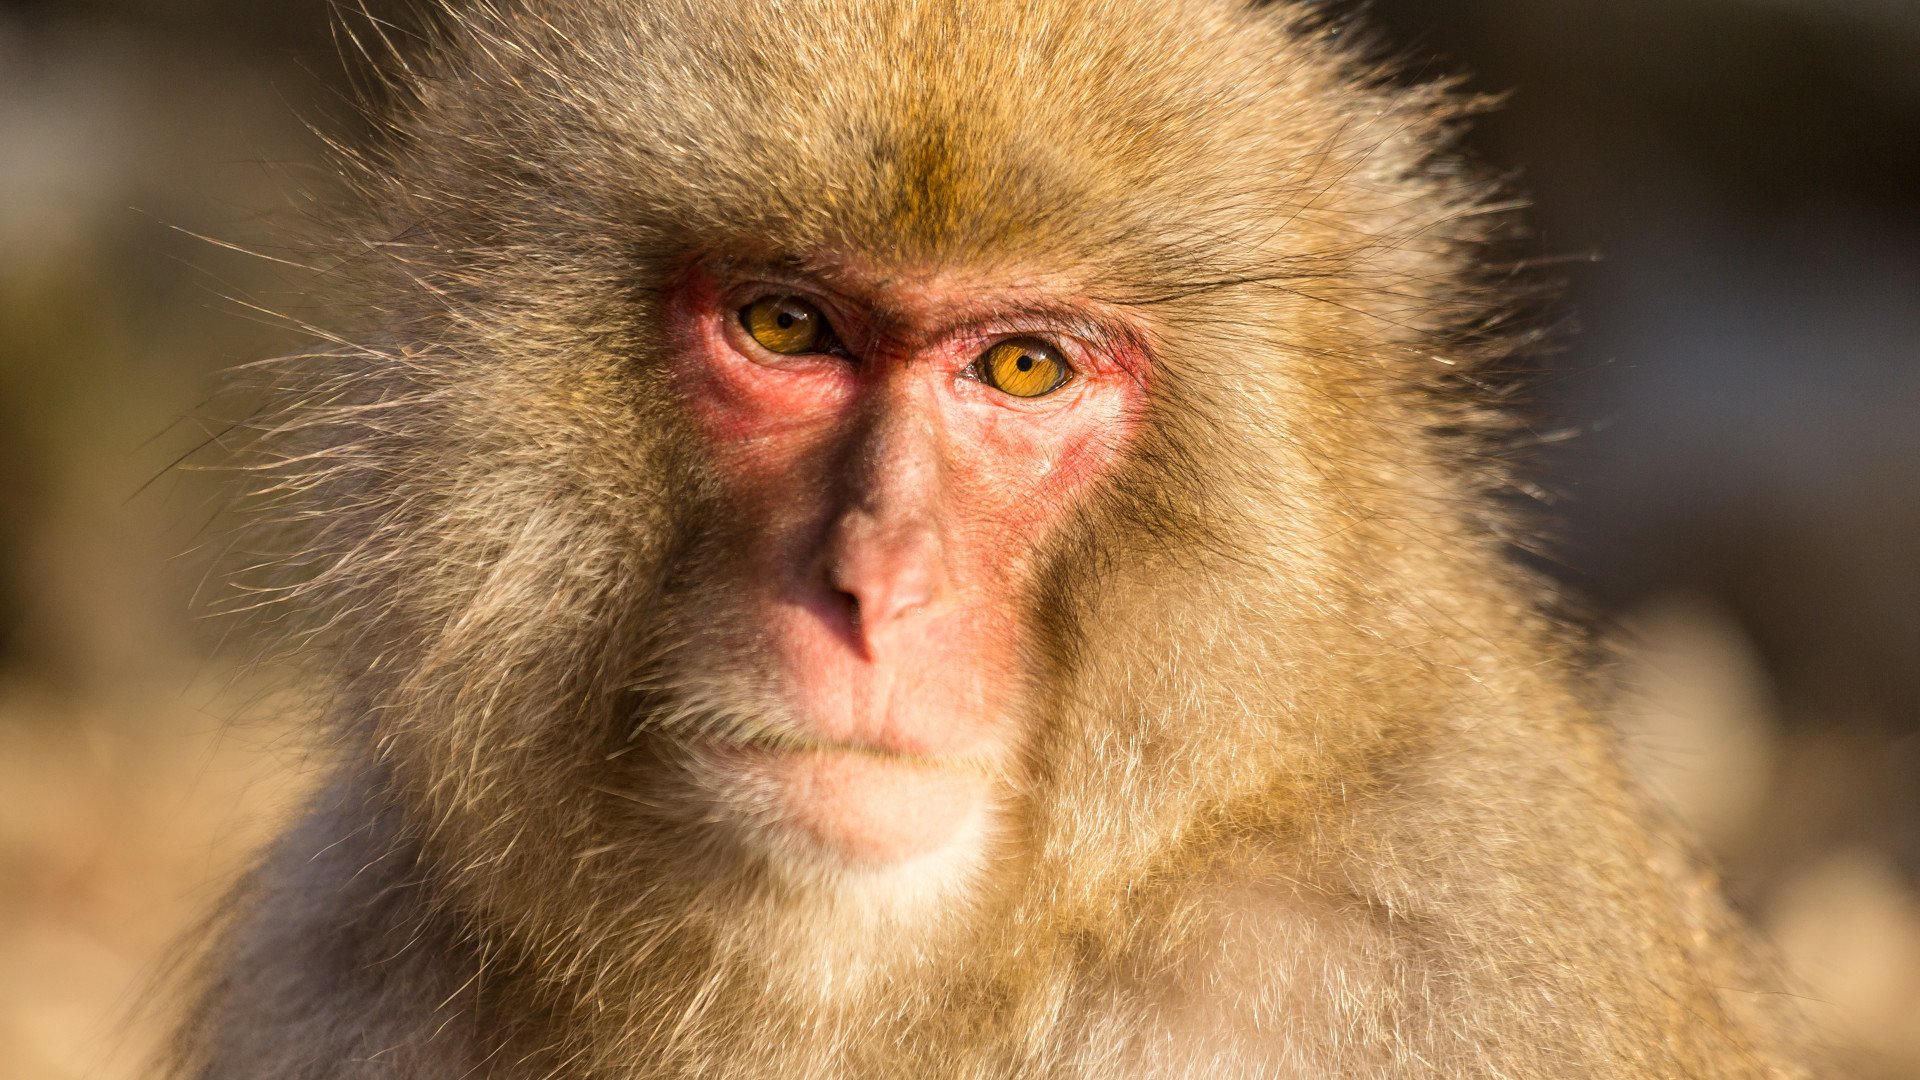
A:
[{"xmin": 701, "ymin": 724, "xmax": 1000, "ymax": 776}]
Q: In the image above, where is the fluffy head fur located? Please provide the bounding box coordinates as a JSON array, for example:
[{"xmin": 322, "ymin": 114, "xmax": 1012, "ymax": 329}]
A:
[{"xmin": 174, "ymin": 1, "xmax": 1811, "ymax": 1077}]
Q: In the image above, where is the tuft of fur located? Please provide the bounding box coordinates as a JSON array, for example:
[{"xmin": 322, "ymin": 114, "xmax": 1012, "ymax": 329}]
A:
[{"xmin": 172, "ymin": 1, "xmax": 1812, "ymax": 1077}]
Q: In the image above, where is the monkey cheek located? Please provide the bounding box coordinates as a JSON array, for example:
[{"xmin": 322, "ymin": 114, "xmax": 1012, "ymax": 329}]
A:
[{"xmin": 766, "ymin": 751, "xmax": 992, "ymax": 868}]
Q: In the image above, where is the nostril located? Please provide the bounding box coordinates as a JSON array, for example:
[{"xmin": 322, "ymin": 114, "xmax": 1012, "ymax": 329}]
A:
[
  {"xmin": 824, "ymin": 562, "xmax": 870, "ymax": 635},
  {"xmin": 838, "ymin": 586, "xmax": 863, "ymax": 633}
]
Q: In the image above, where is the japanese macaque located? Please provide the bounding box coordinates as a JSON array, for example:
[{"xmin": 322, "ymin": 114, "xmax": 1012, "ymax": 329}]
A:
[{"xmin": 170, "ymin": 0, "xmax": 1810, "ymax": 1077}]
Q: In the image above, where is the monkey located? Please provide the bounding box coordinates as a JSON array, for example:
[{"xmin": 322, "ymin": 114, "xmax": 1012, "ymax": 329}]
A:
[{"xmin": 166, "ymin": 0, "xmax": 1814, "ymax": 1077}]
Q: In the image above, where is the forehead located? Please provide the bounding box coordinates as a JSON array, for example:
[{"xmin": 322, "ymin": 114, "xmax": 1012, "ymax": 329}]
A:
[{"xmin": 503, "ymin": 0, "xmax": 1327, "ymax": 290}]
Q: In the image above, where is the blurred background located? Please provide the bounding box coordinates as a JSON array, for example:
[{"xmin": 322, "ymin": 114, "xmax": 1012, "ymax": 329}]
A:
[{"xmin": 0, "ymin": 0, "xmax": 1915, "ymax": 1075}]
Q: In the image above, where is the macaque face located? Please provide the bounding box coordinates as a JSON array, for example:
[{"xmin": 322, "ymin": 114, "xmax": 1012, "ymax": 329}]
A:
[{"xmin": 665, "ymin": 260, "xmax": 1148, "ymax": 870}]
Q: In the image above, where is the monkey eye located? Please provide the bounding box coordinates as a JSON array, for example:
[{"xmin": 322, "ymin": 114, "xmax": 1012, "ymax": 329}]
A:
[
  {"xmin": 975, "ymin": 338, "xmax": 1073, "ymax": 398},
  {"xmin": 740, "ymin": 295, "xmax": 832, "ymax": 355}
]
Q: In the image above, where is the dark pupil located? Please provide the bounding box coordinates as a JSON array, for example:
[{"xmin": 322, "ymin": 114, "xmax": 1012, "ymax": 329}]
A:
[
  {"xmin": 1016, "ymin": 354, "xmax": 1035, "ymax": 372},
  {"xmin": 776, "ymin": 310, "xmax": 796, "ymax": 329}
]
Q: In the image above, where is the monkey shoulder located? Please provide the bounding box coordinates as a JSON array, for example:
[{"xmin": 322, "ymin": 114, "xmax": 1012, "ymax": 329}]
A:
[{"xmin": 171, "ymin": 779, "xmax": 499, "ymax": 1080}]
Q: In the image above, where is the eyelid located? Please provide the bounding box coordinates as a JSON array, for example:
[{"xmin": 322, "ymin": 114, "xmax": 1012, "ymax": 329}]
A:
[{"xmin": 724, "ymin": 282, "xmax": 851, "ymax": 329}]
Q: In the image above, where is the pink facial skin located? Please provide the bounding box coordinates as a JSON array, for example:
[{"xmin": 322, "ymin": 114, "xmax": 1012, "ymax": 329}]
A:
[{"xmin": 666, "ymin": 260, "xmax": 1149, "ymax": 867}]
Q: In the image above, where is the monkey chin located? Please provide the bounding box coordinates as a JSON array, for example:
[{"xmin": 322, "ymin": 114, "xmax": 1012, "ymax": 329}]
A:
[{"xmin": 696, "ymin": 739, "xmax": 1000, "ymax": 908}]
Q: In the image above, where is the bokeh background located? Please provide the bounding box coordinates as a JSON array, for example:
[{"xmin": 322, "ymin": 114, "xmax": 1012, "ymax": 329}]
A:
[{"xmin": 1, "ymin": 0, "xmax": 1916, "ymax": 1075}]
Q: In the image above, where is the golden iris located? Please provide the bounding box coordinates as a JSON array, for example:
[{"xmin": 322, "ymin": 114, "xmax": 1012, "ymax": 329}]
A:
[
  {"xmin": 741, "ymin": 296, "xmax": 827, "ymax": 355},
  {"xmin": 979, "ymin": 338, "xmax": 1072, "ymax": 398}
]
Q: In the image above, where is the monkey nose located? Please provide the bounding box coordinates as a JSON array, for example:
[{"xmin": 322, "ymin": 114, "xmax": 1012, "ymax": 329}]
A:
[{"xmin": 824, "ymin": 512, "xmax": 945, "ymax": 643}]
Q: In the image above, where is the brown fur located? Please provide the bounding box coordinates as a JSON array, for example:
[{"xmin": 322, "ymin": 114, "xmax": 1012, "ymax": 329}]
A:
[{"xmin": 172, "ymin": 0, "xmax": 1811, "ymax": 1076}]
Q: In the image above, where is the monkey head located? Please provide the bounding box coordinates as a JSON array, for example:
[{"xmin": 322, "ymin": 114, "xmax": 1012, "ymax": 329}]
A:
[{"xmin": 252, "ymin": 0, "xmax": 1497, "ymax": 950}]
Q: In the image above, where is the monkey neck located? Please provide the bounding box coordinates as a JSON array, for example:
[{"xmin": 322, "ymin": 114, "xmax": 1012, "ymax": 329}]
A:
[
  {"xmin": 300, "ymin": 758, "xmax": 1224, "ymax": 1078},
  {"xmin": 410, "ymin": 789, "xmax": 1332, "ymax": 1079}
]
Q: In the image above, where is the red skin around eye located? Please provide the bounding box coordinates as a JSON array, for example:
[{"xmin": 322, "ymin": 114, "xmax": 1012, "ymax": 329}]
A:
[{"xmin": 663, "ymin": 263, "xmax": 1148, "ymax": 867}]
